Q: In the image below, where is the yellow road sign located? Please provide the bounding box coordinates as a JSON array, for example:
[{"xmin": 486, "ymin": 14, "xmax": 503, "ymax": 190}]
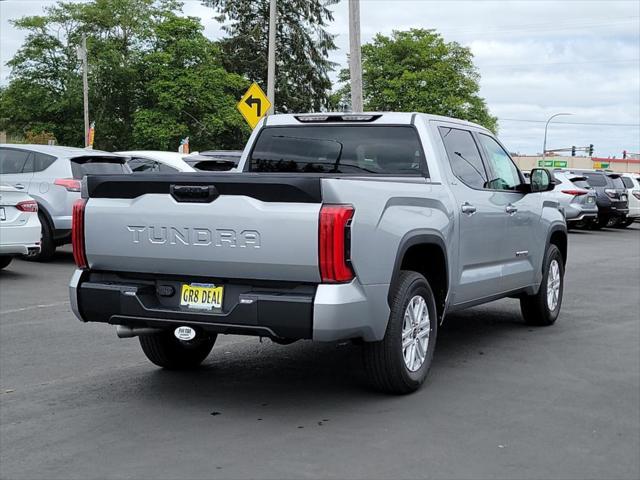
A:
[{"xmin": 237, "ymin": 83, "xmax": 272, "ymax": 129}]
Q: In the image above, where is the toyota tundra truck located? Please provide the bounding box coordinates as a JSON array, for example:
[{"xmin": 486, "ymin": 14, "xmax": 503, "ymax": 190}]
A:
[{"xmin": 69, "ymin": 113, "xmax": 567, "ymax": 394}]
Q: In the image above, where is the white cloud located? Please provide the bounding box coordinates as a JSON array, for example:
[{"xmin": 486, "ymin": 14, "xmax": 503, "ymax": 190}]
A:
[{"xmin": 1, "ymin": 0, "xmax": 639, "ymax": 155}]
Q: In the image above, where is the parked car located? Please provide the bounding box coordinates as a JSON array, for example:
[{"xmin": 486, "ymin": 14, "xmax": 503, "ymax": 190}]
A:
[
  {"xmin": 550, "ymin": 171, "xmax": 598, "ymax": 228},
  {"xmin": 569, "ymin": 170, "xmax": 629, "ymax": 229},
  {"xmin": 0, "ymin": 185, "xmax": 41, "ymax": 269},
  {"xmin": 70, "ymin": 112, "xmax": 567, "ymax": 394},
  {"xmin": 619, "ymin": 173, "xmax": 640, "ymax": 227},
  {"xmin": 184, "ymin": 150, "xmax": 242, "ymax": 172},
  {"xmin": 117, "ymin": 151, "xmax": 197, "ymax": 173},
  {"xmin": 0, "ymin": 145, "xmax": 130, "ymax": 260}
]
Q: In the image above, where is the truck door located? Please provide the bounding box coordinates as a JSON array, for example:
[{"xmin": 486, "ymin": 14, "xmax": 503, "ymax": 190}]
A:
[
  {"xmin": 476, "ymin": 132, "xmax": 541, "ymax": 292},
  {"xmin": 437, "ymin": 126, "xmax": 508, "ymax": 305}
]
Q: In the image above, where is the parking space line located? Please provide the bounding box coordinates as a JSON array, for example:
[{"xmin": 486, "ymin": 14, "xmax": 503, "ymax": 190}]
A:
[{"xmin": 0, "ymin": 301, "xmax": 68, "ymax": 315}]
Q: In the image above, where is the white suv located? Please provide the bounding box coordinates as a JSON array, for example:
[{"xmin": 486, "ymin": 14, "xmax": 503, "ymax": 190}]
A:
[{"xmin": 620, "ymin": 173, "xmax": 640, "ymax": 227}]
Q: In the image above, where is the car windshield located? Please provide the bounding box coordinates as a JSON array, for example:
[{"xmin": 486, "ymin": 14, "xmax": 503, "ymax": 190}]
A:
[{"xmin": 249, "ymin": 126, "xmax": 426, "ymax": 175}]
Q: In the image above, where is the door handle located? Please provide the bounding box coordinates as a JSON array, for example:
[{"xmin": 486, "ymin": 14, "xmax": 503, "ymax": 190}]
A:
[
  {"xmin": 461, "ymin": 202, "xmax": 477, "ymax": 215},
  {"xmin": 505, "ymin": 204, "xmax": 518, "ymax": 215},
  {"xmin": 13, "ymin": 184, "xmax": 25, "ymax": 190}
]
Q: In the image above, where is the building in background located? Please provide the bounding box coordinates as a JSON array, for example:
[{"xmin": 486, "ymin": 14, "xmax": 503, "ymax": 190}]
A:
[{"xmin": 513, "ymin": 155, "xmax": 640, "ymax": 174}]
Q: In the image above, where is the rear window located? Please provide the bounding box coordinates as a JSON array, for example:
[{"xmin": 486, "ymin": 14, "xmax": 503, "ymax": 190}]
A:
[
  {"xmin": 248, "ymin": 126, "xmax": 426, "ymax": 175},
  {"xmin": 621, "ymin": 177, "xmax": 634, "ymax": 188},
  {"xmin": 570, "ymin": 178, "xmax": 591, "ymax": 189},
  {"xmin": 610, "ymin": 176, "xmax": 625, "ymax": 189},
  {"xmin": 583, "ymin": 173, "xmax": 607, "ymax": 187},
  {"xmin": 70, "ymin": 157, "xmax": 130, "ymax": 178}
]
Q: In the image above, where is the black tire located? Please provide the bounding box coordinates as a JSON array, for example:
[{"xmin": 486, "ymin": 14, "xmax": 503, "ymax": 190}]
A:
[
  {"xmin": 520, "ymin": 244, "xmax": 564, "ymax": 326},
  {"xmin": 615, "ymin": 218, "xmax": 631, "ymax": 229},
  {"xmin": 139, "ymin": 330, "xmax": 216, "ymax": 369},
  {"xmin": 363, "ymin": 271, "xmax": 438, "ymax": 394},
  {"xmin": 0, "ymin": 256, "xmax": 13, "ymax": 270},
  {"xmin": 23, "ymin": 212, "xmax": 56, "ymax": 262},
  {"xmin": 623, "ymin": 218, "xmax": 635, "ymax": 227},
  {"xmin": 591, "ymin": 216, "xmax": 607, "ymax": 230},
  {"xmin": 607, "ymin": 216, "xmax": 620, "ymax": 228}
]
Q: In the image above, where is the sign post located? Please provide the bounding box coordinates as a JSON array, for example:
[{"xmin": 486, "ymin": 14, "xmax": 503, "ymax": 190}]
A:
[{"xmin": 237, "ymin": 83, "xmax": 272, "ymax": 129}]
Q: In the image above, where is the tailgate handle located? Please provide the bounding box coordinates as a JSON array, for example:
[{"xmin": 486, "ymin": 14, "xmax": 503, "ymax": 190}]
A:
[{"xmin": 170, "ymin": 185, "xmax": 219, "ymax": 203}]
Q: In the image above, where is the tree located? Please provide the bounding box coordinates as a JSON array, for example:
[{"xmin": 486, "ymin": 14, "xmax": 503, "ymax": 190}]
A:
[
  {"xmin": 335, "ymin": 29, "xmax": 497, "ymax": 132},
  {"xmin": 132, "ymin": 15, "xmax": 250, "ymax": 150},
  {"xmin": 202, "ymin": 0, "xmax": 338, "ymax": 113},
  {"xmin": 0, "ymin": 0, "xmax": 249, "ymax": 150}
]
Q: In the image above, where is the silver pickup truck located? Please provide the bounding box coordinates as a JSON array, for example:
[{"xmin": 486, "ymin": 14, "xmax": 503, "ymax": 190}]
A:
[{"xmin": 69, "ymin": 113, "xmax": 567, "ymax": 394}]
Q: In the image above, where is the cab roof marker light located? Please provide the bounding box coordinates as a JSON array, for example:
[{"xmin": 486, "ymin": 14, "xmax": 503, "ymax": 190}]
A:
[
  {"xmin": 340, "ymin": 114, "xmax": 376, "ymax": 121},
  {"xmin": 296, "ymin": 115, "xmax": 330, "ymax": 122}
]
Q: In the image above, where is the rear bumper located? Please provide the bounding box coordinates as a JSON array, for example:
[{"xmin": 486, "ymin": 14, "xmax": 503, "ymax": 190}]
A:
[
  {"xmin": 69, "ymin": 270, "xmax": 390, "ymax": 342},
  {"xmin": 565, "ymin": 205, "xmax": 598, "ymax": 222}
]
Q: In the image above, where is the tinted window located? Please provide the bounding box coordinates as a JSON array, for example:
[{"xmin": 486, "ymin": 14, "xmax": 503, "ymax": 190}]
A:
[
  {"xmin": 0, "ymin": 149, "xmax": 31, "ymax": 174},
  {"xmin": 439, "ymin": 127, "xmax": 487, "ymax": 188},
  {"xmin": 610, "ymin": 176, "xmax": 625, "ymax": 189},
  {"xmin": 583, "ymin": 173, "xmax": 607, "ymax": 187},
  {"xmin": 34, "ymin": 153, "xmax": 56, "ymax": 172},
  {"xmin": 71, "ymin": 157, "xmax": 130, "ymax": 178},
  {"xmin": 570, "ymin": 178, "xmax": 591, "ymax": 189},
  {"xmin": 158, "ymin": 163, "xmax": 178, "ymax": 173},
  {"xmin": 128, "ymin": 158, "xmax": 158, "ymax": 172},
  {"xmin": 249, "ymin": 126, "xmax": 426, "ymax": 175},
  {"xmin": 621, "ymin": 177, "xmax": 633, "ymax": 188}
]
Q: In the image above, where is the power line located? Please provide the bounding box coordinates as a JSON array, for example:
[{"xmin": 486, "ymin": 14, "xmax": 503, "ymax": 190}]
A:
[{"xmin": 499, "ymin": 118, "xmax": 640, "ymax": 128}]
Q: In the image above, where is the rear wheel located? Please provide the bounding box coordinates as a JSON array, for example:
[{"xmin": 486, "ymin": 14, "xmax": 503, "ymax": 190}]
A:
[
  {"xmin": 0, "ymin": 256, "xmax": 13, "ymax": 270},
  {"xmin": 23, "ymin": 212, "xmax": 56, "ymax": 262},
  {"xmin": 615, "ymin": 217, "xmax": 631, "ymax": 228},
  {"xmin": 520, "ymin": 244, "xmax": 564, "ymax": 326},
  {"xmin": 139, "ymin": 330, "xmax": 216, "ymax": 369},
  {"xmin": 363, "ymin": 271, "xmax": 438, "ymax": 394}
]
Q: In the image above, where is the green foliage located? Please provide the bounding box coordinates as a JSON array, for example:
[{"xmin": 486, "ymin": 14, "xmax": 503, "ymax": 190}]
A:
[
  {"xmin": 335, "ymin": 29, "xmax": 497, "ymax": 132},
  {"xmin": 0, "ymin": 0, "xmax": 250, "ymax": 150},
  {"xmin": 203, "ymin": 0, "xmax": 338, "ymax": 113}
]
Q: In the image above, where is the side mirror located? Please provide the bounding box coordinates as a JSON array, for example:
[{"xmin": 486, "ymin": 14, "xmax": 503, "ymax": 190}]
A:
[{"xmin": 530, "ymin": 168, "xmax": 555, "ymax": 192}]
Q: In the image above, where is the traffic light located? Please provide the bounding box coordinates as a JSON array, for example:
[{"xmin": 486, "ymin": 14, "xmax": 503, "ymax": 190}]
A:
[
  {"xmin": 623, "ymin": 150, "xmax": 627, "ymax": 159},
  {"xmin": 571, "ymin": 146, "xmax": 576, "ymax": 157},
  {"xmin": 588, "ymin": 144, "xmax": 594, "ymax": 156}
]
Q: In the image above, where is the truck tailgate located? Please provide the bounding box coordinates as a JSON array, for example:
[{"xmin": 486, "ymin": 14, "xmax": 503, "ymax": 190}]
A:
[{"xmin": 83, "ymin": 174, "xmax": 322, "ymax": 282}]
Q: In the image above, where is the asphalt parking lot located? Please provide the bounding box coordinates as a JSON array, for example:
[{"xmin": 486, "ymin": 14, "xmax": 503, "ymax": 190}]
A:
[{"xmin": 1, "ymin": 226, "xmax": 639, "ymax": 480}]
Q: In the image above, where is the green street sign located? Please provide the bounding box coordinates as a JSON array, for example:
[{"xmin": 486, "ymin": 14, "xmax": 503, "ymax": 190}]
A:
[{"xmin": 538, "ymin": 160, "xmax": 567, "ymax": 168}]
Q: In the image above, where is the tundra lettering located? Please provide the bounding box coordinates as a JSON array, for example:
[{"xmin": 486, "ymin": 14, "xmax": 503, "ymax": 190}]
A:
[{"xmin": 126, "ymin": 225, "xmax": 261, "ymax": 248}]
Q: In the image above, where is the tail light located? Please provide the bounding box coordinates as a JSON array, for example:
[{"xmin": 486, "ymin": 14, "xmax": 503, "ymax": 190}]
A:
[
  {"xmin": 72, "ymin": 199, "xmax": 88, "ymax": 269},
  {"xmin": 604, "ymin": 188, "xmax": 617, "ymax": 199},
  {"xmin": 319, "ymin": 205, "xmax": 354, "ymax": 283},
  {"xmin": 16, "ymin": 200, "xmax": 38, "ymax": 212},
  {"xmin": 633, "ymin": 191, "xmax": 640, "ymax": 200},
  {"xmin": 54, "ymin": 178, "xmax": 81, "ymax": 192},
  {"xmin": 561, "ymin": 189, "xmax": 587, "ymax": 196}
]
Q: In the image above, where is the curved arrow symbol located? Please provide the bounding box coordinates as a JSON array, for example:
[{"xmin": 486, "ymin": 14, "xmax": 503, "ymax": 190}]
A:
[{"xmin": 245, "ymin": 95, "xmax": 262, "ymax": 117}]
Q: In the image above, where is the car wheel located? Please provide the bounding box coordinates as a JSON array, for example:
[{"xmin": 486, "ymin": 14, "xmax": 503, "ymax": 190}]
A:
[
  {"xmin": 592, "ymin": 216, "xmax": 607, "ymax": 229},
  {"xmin": 607, "ymin": 216, "xmax": 620, "ymax": 227},
  {"xmin": 23, "ymin": 212, "xmax": 56, "ymax": 262},
  {"xmin": 139, "ymin": 330, "xmax": 216, "ymax": 369},
  {"xmin": 615, "ymin": 217, "xmax": 630, "ymax": 229},
  {"xmin": 363, "ymin": 271, "xmax": 438, "ymax": 394},
  {"xmin": 0, "ymin": 256, "xmax": 13, "ymax": 270},
  {"xmin": 623, "ymin": 218, "xmax": 635, "ymax": 227},
  {"xmin": 520, "ymin": 244, "xmax": 564, "ymax": 326}
]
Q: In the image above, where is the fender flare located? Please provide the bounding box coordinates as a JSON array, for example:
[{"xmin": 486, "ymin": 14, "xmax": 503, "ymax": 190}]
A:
[
  {"xmin": 36, "ymin": 202, "xmax": 54, "ymax": 233},
  {"xmin": 388, "ymin": 229, "xmax": 449, "ymax": 308},
  {"xmin": 545, "ymin": 222, "xmax": 568, "ymax": 266}
]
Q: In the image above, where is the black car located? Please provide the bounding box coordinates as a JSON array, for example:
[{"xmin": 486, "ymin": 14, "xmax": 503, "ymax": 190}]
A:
[
  {"xmin": 570, "ymin": 170, "xmax": 629, "ymax": 228},
  {"xmin": 184, "ymin": 150, "xmax": 242, "ymax": 172}
]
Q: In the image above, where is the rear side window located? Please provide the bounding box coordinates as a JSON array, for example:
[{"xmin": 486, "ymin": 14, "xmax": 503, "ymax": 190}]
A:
[
  {"xmin": 0, "ymin": 148, "xmax": 31, "ymax": 174},
  {"xmin": 439, "ymin": 127, "xmax": 487, "ymax": 189},
  {"xmin": 583, "ymin": 173, "xmax": 607, "ymax": 187},
  {"xmin": 249, "ymin": 126, "xmax": 427, "ymax": 175},
  {"xmin": 128, "ymin": 158, "xmax": 158, "ymax": 172},
  {"xmin": 70, "ymin": 157, "xmax": 131, "ymax": 178},
  {"xmin": 34, "ymin": 153, "xmax": 56, "ymax": 172}
]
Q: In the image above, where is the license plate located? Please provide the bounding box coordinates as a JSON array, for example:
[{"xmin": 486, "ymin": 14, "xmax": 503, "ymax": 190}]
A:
[
  {"xmin": 0, "ymin": 207, "xmax": 5, "ymax": 221},
  {"xmin": 180, "ymin": 283, "xmax": 223, "ymax": 310}
]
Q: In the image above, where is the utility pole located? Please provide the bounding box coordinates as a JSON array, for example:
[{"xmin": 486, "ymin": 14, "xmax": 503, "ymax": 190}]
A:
[
  {"xmin": 77, "ymin": 35, "xmax": 90, "ymax": 147},
  {"xmin": 348, "ymin": 0, "xmax": 363, "ymax": 112},
  {"xmin": 266, "ymin": 0, "xmax": 277, "ymax": 115}
]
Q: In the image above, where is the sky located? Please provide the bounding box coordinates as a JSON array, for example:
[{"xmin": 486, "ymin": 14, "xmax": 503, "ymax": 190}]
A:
[{"xmin": 1, "ymin": 0, "xmax": 639, "ymax": 156}]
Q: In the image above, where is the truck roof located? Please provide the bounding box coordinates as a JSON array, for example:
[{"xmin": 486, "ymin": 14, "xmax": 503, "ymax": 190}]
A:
[{"xmin": 264, "ymin": 112, "xmax": 489, "ymax": 131}]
